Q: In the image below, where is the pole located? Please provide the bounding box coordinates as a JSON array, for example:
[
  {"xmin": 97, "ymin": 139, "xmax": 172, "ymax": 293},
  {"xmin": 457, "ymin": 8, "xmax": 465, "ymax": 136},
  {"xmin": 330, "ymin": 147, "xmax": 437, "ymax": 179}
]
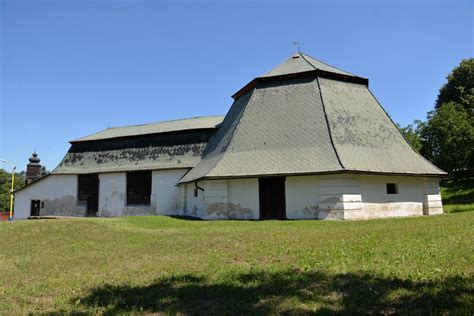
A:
[
  {"xmin": 9, "ymin": 167, "xmax": 15, "ymax": 221},
  {"xmin": 1, "ymin": 159, "xmax": 16, "ymax": 221}
]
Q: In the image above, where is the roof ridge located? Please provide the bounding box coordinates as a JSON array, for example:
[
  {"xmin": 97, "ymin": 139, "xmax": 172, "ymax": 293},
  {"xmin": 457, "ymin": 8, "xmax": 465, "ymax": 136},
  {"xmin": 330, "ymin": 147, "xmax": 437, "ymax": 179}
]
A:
[
  {"xmin": 105, "ymin": 115, "xmax": 225, "ymax": 130},
  {"xmin": 208, "ymin": 88, "xmax": 257, "ymax": 177},
  {"xmin": 299, "ymin": 52, "xmax": 318, "ymax": 71},
  {"xmin": 301, "ymin": 52, "xmax": 358, "ymax": 77}
]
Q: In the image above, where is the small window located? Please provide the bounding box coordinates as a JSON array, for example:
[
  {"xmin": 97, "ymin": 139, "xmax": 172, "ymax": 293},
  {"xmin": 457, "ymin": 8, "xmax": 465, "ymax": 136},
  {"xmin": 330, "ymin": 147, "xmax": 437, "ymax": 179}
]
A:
[
  {"xmin": 127, "ymin": 171, "xmax": 151, "ymax": 206},
  {"xmin": 386, "ymin": 183, "xmax": 398, "ymax": 194}
]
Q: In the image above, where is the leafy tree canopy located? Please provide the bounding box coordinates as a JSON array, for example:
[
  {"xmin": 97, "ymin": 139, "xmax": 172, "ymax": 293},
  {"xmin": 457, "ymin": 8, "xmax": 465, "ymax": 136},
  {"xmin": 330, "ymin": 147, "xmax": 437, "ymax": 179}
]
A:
[
  {"xmin": 436, "ymin": 58, "xmax": 474, "ymax": 116},
  {"xmin": 419, "ymin": 102, "xmax": 473, "ymax": 174},
  {"xmin": 398, "ymin": 121, "xmax": 423, "ymax": 152},
  {"xmin": 0, "ymin": 169, "xmax": 25, "ymax": 212},
  {"xmin": 399, "ymin": 58, "xmax": 473, "ymax": 175}
]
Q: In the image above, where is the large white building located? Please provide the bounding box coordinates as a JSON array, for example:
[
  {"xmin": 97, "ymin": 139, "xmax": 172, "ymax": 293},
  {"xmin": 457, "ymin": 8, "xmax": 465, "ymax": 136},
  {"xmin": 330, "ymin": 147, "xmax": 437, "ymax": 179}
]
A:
[{"xmin": 14, "ymin": 52, "xmax": 446, "ymax": 220}]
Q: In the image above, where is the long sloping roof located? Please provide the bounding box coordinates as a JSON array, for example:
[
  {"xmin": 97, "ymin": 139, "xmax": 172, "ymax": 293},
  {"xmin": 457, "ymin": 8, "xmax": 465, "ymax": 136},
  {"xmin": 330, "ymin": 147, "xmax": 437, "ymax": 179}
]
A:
[
  {"xmin": 53, "ymin": 117, "xmax": 223, "ymax": 174},
  {"xmin": 180, "ymin": 53, "xmax": 445, "ymax": 183},
  {"xmin": 71, "ymin": 116, "xmax": 224, "ymax": 143}
]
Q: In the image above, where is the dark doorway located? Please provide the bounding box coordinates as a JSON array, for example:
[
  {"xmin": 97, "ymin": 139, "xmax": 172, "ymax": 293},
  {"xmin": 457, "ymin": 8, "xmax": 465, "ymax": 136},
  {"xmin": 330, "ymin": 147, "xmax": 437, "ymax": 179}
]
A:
[
  {"xmin": 259, "ymin": 177, "xmax": 286, "ymax": 219},
  {"xmin": 78, "ymin": 174, "xmax": 99, "ymax": 217},
  {"xmin": 30, "ymin": 200, "xmax": 40, "ymax": 216}
]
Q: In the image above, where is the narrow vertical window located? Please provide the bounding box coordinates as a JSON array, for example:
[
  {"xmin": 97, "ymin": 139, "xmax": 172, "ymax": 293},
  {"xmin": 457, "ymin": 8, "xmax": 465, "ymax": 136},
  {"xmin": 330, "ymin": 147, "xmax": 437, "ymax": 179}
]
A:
[
  {"xmin": 386, "ymin": 183, "xmax": 398, "ymax": 194},
  {"xmin": 127, "ymin": 171, "xmax": 152, "ymax": 205}
]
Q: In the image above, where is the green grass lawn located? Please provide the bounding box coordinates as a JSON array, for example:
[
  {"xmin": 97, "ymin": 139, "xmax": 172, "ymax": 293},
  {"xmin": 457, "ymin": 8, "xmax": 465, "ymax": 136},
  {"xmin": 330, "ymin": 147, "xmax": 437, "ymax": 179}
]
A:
[
  {"xmin": 0, "ymin": 213, "xmax": 473, "ymax": 314},
  {"xmin": 441, "ymin": 177, "xmax": 474, "ymax": 213}
]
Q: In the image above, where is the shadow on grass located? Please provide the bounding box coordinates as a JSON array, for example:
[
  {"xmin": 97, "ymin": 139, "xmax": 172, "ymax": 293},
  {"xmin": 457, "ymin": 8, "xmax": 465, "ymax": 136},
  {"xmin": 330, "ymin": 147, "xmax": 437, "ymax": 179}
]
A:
[{"xmin": 71, "ymin": 270, "xmax": 473, "ymax": 315}]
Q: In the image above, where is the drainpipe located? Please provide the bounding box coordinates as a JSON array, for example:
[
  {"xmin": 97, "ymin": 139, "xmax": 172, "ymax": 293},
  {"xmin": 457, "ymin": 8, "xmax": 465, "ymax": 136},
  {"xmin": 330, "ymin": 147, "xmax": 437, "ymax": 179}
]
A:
[{"xmin": 194, "ymin": 181, "xmax": 204, "ymax": 197}]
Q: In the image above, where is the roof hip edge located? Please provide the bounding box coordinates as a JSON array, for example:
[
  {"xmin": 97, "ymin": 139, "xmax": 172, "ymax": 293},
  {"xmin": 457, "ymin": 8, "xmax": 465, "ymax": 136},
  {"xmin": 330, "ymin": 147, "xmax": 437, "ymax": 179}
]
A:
[{"xmin": 315, "ymin": 75, "xmax": 345, "ymax": 170}]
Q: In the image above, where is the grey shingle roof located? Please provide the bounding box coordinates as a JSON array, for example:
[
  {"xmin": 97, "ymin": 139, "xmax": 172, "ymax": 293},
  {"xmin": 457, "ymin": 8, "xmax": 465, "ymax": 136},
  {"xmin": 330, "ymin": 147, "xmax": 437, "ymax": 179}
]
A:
[
  {"xmin": 53, "ymin": 143, "xmax": 207, "ymax": 174},
  {"xmin": 319, "ymin": 78, "xmax": 445, "ymax": 175},
  {"xmin": 71, "ymin": 116, "xmax": 224, "ymax": 143},
  {"xmin": 51, "ymin": 52, "xmax": 445, "ymax": 179},
  {"xmin": 53, "ymin": 117, "xmax": 223, "ymax": 174},
  {"xmin": 180, "ymin": 54, "xmax": 446, "ymax": 183},
  {"xmin": 260, "ymin": 52, "xmax": 358, "ymax": 78}
]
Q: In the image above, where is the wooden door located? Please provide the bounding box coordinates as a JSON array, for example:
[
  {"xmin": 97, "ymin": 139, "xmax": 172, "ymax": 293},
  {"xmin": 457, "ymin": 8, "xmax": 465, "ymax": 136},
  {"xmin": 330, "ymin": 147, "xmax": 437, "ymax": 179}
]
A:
[
  {"xmin": 30, "ymin": 200, "xmax": 40, "ymax": 216},
  {"xmin": 259, "ymin": 177, "xmax": 286, "ymax": 219}
]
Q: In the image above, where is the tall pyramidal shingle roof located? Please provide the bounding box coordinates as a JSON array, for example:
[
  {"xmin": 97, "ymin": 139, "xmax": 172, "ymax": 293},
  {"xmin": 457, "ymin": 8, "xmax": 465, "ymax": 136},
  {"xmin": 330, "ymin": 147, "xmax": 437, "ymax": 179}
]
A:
[
  {"xmin": 180, "ymin": 52, "xmax": 446, "ymax": 183},
  {"xmin": 260, "ymin": 52, "xmax": 357, "ymax": 78}
]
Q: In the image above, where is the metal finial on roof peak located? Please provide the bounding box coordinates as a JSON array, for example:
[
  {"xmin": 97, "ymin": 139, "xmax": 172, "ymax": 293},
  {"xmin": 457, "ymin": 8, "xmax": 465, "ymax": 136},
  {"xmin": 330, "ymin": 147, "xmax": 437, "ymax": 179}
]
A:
[{"xmin": 292, "ymin": 41, "xmax": 304, "ymax": 53}]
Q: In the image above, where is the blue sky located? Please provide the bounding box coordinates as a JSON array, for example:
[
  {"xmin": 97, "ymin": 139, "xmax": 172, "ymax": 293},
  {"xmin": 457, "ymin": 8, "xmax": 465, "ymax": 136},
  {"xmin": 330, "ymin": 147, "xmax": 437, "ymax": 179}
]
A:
[{"xmin": 1, "ymin": 0, "xmax": 473, "ymax": 171}]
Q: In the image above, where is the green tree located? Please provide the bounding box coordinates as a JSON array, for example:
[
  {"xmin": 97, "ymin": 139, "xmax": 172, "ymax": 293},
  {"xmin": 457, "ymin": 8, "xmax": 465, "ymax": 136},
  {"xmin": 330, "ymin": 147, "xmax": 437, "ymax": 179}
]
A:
[
  {"xmin": 398, "ymin": 121, "xmax": 423, "ymax": 152},
  {"xmin": 436, "ymin": 59, "xmax": 474, "ymax": 116},
  {"xmin": 0, "ymin": 169, "xmax": 25, "ymax": 212},
  {"xmin": 420, "ymin": 102, "xmax": 473, "ymax": 175},
  {"xmin": 417, "ymin": 59, "xmax": 474, "ymax": 175}
]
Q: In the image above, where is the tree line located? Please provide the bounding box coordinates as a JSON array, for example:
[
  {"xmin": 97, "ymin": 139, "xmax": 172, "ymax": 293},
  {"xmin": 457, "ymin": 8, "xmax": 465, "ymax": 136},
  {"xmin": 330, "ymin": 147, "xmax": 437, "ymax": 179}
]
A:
[
  {"xmin": 399, "ymin": 58, "xmax": 473, "ymax": 177},
  {"xmin": 0, "ymin": 170, "xmax": 26, "ymax": 212}
]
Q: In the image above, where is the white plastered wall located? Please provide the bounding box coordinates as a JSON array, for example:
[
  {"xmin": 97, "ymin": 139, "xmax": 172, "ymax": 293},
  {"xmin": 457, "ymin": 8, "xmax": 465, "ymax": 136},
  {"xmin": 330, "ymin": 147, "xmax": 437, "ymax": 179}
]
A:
[
  {"xmin": 184, "ymin": 178, "xmax": 259, "ymax": 219},
  {"xmin": 355, "ymin": 175, "xmax": 425, "ymax": 219},
  {"xmin": 14, "ymin": 174, "xmax": 85, "ymax": 219},
  {"xmin": 316, "ymin": 174, "xmax": 442, "ymax": 220},
  {"xmin": 98, "ymin": 169, "xmax": 188, "ymax": 217},
  {"xmin": 317, "ymin": 175, "xmax": 362, "ymax": 219},
  {"xmin": 285, "ymin": 176, "xmax": 320, "ymax": 219},
  {"xmin": 153, "ymin": 169, "xmax": 188, "ymax": 215},
  {"xmin": 184, "ymin": 174, "xmax": 442, "ymax": 220},
  {"xmin": 423, "ymin": 178, "xmax": 443, "ymax": 215}
]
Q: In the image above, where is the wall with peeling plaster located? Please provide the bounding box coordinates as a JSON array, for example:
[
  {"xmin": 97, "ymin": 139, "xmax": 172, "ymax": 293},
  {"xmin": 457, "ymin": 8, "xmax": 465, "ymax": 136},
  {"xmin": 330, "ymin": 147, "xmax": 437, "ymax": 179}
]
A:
[
  {"xmin": 315, "ymin": 174, "xmax": 443, "ymax": 220},
  {"xmin": 183, "ymin": 179, "xmax": 259, "ymax": 219},
  {"xmin": 226, "ymin": 179, "xmax": 259, "ymax": 219},
  {"xmin": 14, "ymin": 174, "xmax": 85, "ymax": 219},
  {"xmin": 15, "ymin": 169, "xmax": 443, "ymax": 220},
  {"xmin": 188, "ymin": 174, "xmax": 442, "ymax": 220},
  {"xmin": 99, "ymin": 173, "xmax": 156, "ymax": 216},
  {"xmin": 286, "ymin": 176, "xmax": 320, "ymax": 219},
  {"xmin": 182, "ymin": 182, "xmax": 203, "ymax": 217},
  {"xmin": 153, "ymin": 169, "xmax": 188, "ymax": 215},
  {"xmin": 356, "ymin": 175, "xmax": 425, "ymax": 219}
]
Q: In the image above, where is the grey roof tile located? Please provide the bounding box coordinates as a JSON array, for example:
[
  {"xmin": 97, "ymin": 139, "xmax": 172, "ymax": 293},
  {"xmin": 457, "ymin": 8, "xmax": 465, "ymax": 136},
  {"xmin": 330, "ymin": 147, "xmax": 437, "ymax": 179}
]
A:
[
  {"xmin": 180, "ymin": 77, "xmax": 343, "ymax": 183},
  {"xmin": 71, "ymin": 116, "xmax": 224, "ymax": 143},
  {"xmin": 260, "ymin": 52, "xmax": 359, "ymax": 78},
  {"xmin": 319, "ymin": 78, "xmax": 445, "ymax": 175},
  {"xmin": 53, "ymin": 143, "xmax": 206, "ymax": 174}
]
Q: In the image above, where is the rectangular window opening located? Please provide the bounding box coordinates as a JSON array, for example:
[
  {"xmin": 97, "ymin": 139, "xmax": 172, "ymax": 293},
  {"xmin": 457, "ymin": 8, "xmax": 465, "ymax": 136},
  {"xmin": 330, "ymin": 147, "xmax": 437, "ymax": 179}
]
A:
[
  {"xmin": 78, "ymin": 174, "xmax": 99, "ymax": 206},
  {"xmin": 386, "ymin": 183, "xmax": 398, "ymax": 194},
  {"xmin": 127, "ymin": 171, "xmax": 152, "ymax": 206}
]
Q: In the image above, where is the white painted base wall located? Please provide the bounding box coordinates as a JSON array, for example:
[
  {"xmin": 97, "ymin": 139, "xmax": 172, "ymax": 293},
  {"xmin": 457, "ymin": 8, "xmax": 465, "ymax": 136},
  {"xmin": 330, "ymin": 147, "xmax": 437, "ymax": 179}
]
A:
[
  {"xmin": 14, "ymin": 169, "xmax": 189, "ymax": 219},
  {"xmin": 184, "ymin": 174, "xmax": 443, "ymax": 220},
  {"xmin": 14, "ymin": 171, "xmax": 443, "ymax": 221},
  {"xmin": 14, "ymin": 174, "xmax": 85, "ymax": 219}
]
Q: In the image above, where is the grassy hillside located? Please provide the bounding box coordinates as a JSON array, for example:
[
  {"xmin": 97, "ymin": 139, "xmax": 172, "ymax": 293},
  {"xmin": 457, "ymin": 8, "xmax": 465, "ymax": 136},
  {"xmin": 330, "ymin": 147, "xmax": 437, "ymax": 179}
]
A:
[
  {"xmin": 0, "ymin": 213, "xmax": 472, "ymax": 314},
  {"xmin": 441, "ymin": 177, "xmax": 474, "ymax": 213}
]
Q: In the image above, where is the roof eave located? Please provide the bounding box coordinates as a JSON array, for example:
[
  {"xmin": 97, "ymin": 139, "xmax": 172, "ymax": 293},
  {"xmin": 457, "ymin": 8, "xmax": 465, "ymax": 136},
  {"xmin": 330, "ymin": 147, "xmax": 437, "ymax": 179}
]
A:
[
  {"xmin": 179, "ymin": 169, "xmax": 446, "ymax": 185},
  {"xmin": 231, "ymin": 70, "xmax": 369, "ymax": 100}
]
